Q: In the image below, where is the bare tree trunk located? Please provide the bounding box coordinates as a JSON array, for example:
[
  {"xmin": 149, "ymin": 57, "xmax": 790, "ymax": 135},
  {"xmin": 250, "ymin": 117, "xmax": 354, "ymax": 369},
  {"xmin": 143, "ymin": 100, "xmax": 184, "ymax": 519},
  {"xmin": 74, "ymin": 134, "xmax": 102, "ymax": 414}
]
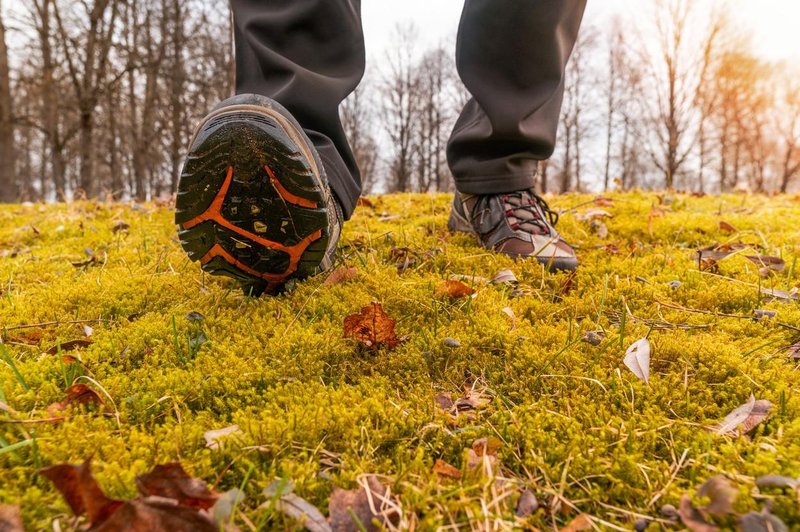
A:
[{"xmin": 0, "ymin": 1, "xmax": 15, "ymax": 201}]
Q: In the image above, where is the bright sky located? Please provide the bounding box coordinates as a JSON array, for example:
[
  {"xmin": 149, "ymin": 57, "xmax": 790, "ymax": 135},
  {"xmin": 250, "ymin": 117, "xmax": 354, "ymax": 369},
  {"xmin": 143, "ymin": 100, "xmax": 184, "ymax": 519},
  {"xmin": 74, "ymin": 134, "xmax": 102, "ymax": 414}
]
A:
[{"xmin": 362, "ymin": 0, "xmax": 800, "ymax": 64}]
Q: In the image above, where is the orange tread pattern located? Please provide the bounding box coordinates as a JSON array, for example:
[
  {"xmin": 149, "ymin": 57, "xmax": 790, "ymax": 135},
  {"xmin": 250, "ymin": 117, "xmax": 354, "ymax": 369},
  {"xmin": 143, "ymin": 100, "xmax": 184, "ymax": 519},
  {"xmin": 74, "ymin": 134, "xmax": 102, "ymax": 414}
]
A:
[{"xmin": 180, "ymin": 166, "xmax": 322, "ymax": 281}]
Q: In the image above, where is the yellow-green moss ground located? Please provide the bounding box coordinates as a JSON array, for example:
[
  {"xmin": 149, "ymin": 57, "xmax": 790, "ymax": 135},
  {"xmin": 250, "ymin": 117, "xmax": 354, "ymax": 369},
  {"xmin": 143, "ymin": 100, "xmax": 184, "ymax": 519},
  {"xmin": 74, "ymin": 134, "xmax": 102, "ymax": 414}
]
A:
[{"xmin": 1, "ymin": 192, "xmax": 800, "ymax": 530}]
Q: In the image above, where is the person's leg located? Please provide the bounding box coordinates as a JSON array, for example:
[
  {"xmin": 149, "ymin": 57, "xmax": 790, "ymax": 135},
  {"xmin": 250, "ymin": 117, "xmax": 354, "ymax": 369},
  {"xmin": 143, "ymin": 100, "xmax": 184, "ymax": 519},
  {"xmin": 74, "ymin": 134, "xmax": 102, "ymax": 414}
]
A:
[
  {"xmin": 447, "ymin": 0, "xmax": 587, "ymax": 193},
  {"xmin": 231, "ymin": 0, "xmax": 365, "ymax": 219},
  {"xmin": 446, "ymin": 0, "xmax": 586, "ymax": 272}
]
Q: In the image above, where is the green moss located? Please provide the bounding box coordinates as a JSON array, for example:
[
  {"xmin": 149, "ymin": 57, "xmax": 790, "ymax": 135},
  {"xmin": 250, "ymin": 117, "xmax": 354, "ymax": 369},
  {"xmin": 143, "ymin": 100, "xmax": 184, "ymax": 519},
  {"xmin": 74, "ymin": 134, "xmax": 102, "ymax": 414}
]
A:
[{"xmin": 1, "ymin": 193, "xmax": 799, "ymax": 529}]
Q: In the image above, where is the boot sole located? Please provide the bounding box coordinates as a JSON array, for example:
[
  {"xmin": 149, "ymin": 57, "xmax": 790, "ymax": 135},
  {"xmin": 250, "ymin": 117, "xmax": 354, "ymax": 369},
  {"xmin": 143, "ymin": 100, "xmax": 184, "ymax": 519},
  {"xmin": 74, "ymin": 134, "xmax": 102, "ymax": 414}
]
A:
[{"xmin": 175, "ymin": 103, "xmax": 338, "ymax": 295}]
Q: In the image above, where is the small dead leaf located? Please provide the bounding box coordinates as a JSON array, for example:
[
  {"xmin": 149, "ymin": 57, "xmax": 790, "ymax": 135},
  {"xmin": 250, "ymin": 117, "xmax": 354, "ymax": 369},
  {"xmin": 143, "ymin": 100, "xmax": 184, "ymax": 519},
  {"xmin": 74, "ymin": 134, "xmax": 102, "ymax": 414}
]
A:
[
  {"xmin": 515, "ymin": 489, "xmax": 539, "ymax": 518},
  {"xmin": 111, "ymin": 221, "xmax": 130, "ymax": 234},
  {"xmin": 433, "ymin": 459, "xmax": 462, "ymax": 480},
  {"xmin": 491, "ymin": 269, "xmax": 518, "ymax": 285},
  {"xmin": 696, "ymin": 475, "xmax": 735, "ymax": 517},
  {"xmin": 46, "ymin": 384, "xmax": 104, "ymax": 417},
  {"xmin": 467, "ymin": 437, "xmax": 502, "ymax": 469},
  {"xmin": 591, "ymin": 220, "xmax": 609, "ymax": 239},
  {"xmin": 560, "ymin": 513, "xmax": 593, "ymax": 531},
  {"xmin": 323, "ymin": 266, "xmax": 359, "ymax": 287},
  {"xmin": 204, "ymin": 425, "xmax": 242, "ymax": 450},
  {"xmin": 272, "ymin": 493, "xmax": 330, "ymax": 532},
  {"xmin": 678, "ymin": 494, "xmax": 719, "ymax": 532},
  {"xmin": 719, "ymin": 221, "xmax": 737, "ymax": 233},
  {"xmin": 582, "ymin": 330, "xmax": 605, "ymax": 346},
  {"xmin": 435, "ymin": 280, "xmax": 475, "ymax": 299},
  {"xmin": 343, "ymin": 303, "xmax": 400, "ymax": 351},
  {"xmin": 594, "ymin": 196, "xmax": 615, "ymax": 207},
  {"xmin": 739, "ymin": 510, "xmax": 789, "ymax": 532},
  {"xmin": 754, "ymin": 309, "xmax": 777, "ymax": 320},
  {"xmin": 624, "ymin": 338, "xmax": 651, "ymax": 384},
  {"xmin": 0, "ymin": 504, "xmax": 24, "ymax": 532},
  {"xmin": 755, "ymin": 475, "xmax": 799, "ymax": 491},
  {"xmin": 135, "ymin": 463, "xmax": 218, "ymax": 510},
  {"xmin": 443, "ymin": 338, "xmax": 461, "ymax": 348},
  {"xmin": 357, "ymin": 197, "xmax": 375, "ymax": 209},
  {"xmin": 501, "ymin": 307, "xmax": 517, "ymax": 330},
  {"xmin": 40, "ymin": 458, "xmax": 124, "ymax": 526},
  {"xmin": 45, "ymin": 339, "xmax": 92, "ymax": 355},
  {"xmin": 716, "ymin": 394, "xmax": 772, "ymax": 435},
  {"xmin": 454, "ymin": 389, "xmax": 491, "ymax": 412},
  {"xmin": 329, "ymin": 476, "xmax": 399, "ymax": 532},
  {"xmin": 97, "ymin": 498, "xmax": 219, "ymax": 532},
  {"xmin": 577, "ymin": 209, "xmax": 613, "ymax": 221},
  {"xmin": 83, "ymin": 324, "xmax": 94, "ymax": 337},
  {"xmin": 434, "ymin": 393, "xmax": 453, "ymax": 411}
]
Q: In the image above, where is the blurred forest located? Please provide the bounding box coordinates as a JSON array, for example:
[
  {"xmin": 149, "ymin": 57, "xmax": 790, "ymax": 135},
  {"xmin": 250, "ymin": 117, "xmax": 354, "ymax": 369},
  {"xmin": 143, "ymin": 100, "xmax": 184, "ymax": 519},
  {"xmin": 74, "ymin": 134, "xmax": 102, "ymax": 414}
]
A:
[{"xmin": 0, "ymin": 0, "xmax": 798, "ymax": 202}]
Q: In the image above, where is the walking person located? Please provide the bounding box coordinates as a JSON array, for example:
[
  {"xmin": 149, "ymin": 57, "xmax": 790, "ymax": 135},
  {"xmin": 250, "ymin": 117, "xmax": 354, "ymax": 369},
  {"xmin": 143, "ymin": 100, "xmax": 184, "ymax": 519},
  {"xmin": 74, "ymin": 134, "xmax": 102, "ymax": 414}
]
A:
[{"xmin": 175, "ymin": 0, "xmax": 587, "ymax": 295}]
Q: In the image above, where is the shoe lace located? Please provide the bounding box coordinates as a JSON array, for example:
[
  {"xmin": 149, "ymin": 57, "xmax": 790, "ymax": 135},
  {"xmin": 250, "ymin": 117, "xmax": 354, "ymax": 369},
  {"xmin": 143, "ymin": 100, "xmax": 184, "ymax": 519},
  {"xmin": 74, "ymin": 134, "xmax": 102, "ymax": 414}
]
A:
[{"xmin": 500, "ymin": 190, "xmax": 559, "ymax": 236}]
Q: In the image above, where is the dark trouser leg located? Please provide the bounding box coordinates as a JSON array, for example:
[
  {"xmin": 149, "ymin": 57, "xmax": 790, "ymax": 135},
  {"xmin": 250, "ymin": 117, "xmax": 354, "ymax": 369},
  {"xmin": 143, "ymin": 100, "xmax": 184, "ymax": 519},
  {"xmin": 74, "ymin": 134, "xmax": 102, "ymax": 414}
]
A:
[
  {"xmin": 447, "ymin": 0, "xmax": 587, "ymax": 194},
  {"xmin": 230, "ymin": 0, "xmax": 365, "ymax": 219}
]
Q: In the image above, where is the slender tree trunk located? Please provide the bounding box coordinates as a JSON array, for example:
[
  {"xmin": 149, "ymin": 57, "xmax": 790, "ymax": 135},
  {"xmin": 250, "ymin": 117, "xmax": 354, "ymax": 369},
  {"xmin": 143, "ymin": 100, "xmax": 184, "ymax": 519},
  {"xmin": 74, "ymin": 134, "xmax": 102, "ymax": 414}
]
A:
[{"xmin": 0, "ymin": 1, "xmax": 16, "ymax": 201}]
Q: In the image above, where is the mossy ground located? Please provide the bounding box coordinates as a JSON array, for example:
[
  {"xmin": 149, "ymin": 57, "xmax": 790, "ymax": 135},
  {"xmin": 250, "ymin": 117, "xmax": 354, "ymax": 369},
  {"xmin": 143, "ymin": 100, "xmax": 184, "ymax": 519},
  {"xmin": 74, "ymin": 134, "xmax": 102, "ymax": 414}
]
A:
[{"xmin": 1, "ymin": 192, "xmax": 800, "ymax": 530}]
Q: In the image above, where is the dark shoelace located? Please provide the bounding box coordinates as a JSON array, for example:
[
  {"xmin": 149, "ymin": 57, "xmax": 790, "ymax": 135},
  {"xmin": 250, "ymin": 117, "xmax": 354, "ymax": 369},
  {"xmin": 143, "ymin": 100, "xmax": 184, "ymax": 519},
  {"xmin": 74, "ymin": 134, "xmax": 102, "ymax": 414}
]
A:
[{"xmin": 501, "ymin": 190, "xmax": 559, "ymax": 236}]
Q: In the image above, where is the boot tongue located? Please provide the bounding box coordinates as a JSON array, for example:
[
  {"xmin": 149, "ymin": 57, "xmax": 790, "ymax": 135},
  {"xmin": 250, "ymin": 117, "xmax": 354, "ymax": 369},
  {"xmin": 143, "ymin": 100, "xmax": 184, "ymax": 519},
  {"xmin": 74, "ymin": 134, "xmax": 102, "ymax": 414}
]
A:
[{"xmin": 503, "ymin": 191, "xmax": 552, "ymax": 236}]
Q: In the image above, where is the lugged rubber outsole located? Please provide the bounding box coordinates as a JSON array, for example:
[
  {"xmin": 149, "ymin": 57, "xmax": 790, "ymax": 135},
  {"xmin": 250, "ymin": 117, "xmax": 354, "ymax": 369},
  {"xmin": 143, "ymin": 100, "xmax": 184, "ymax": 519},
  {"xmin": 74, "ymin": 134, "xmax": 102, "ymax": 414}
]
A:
[{"xmin": 175, "ymin": 97, "xmax": 338, "ymax": 295}]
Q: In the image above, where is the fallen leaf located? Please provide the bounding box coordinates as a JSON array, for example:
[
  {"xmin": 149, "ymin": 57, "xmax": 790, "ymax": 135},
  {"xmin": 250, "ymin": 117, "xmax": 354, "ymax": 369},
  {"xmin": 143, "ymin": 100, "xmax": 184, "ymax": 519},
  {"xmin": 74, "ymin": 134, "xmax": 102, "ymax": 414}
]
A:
[
  {"xmin": 343, "ymin": 303, "xmax": 400, "ymax": 351},
  {"xmin": 754, "ymin": 309, "xmax": 777, "ymax": 320},
  {"xmin": 40, "ymin": 458, "xmax": 124, "ymax": 526},
  {"xmin": 433, "ymin": 459, "xmax": 462, "ymax": 480},
  {"xmin": 323, "ymin": 266, "xmax": 359, "ymax": 287},
  {"xmin": 443, "ymin": 338, "xmax": 461, "ymax": 348},
  {"xmin": 435, "ymin": 280, "xmax": 475, "ymax": 299},
  {"xmin": 696, "ymin": 476, "xmax": 735, "ymax": 517},
  {"xmin": 135, "ymin": 463, "xmax": 218, "ymax": 510},
  {"xmin": 624, "ymin": 338, "xmax": 651, "ymax": 384},
  {"xmin": 329, "ymin": 476, "xmax": 399, "ymax": 532},
  {"xmin": 111, "ymin": 221, "xmax": 130, "ymax": 234},
  {"xmin": 467, "ymin": 437, "xmax": 502, "ymax": 469},
  {"xmin": 576, "ymin": 209, "xmax": 613, "ymax": 221},
  {"xmin": 560, "ymin": 513, "xmax": 593, "ymax": 531},
  {"xmin": 761, "ymin": 287, "xmax": 799, "ymax": 302},
  {"xmin": 739, "ymin": 510, "xmax": 789, "ymax": 532},
  {"xmin": 83, "ymin": 324, "xmax": 94, "ymax": 337},
  {"xmin": 501, "ymin": 307, "xmax": 517, "ymax": 330},
  {"xmin": 212, "ymin": 488, "xmax": 245, "ymax": 526},
  {"xmin": 755, "ymin": 475, "xmax": 799, "ymax": 491},
  {"xmin": 594, "ymin": 196, "xmax": 615, "ymax": 207},
  {"xmin": 515, "ymin": 489, "xmax": 539, "ymax": 518},
  {"xmin": 271, "ymin": 493, "xmax": 330, "ymax": 532},
  {"xmin": 434, "ymin": 393, "xmax": 453, "ymax": 411},
  {"xmin": 491, "ymin": 269, "xmax": 518, "ymax": 285},
  {"xmin": 204, "ymin": 425, "xmax": 242, "ymax": 450},
  {"xmin": 357, "ymin": 197, "xmax": 375, "ymax": 209},
  {"xmin": 716, "ymin": 395, "xmax": 772, "ymax": 435},
  {"xmin": 46, "ymin": 384, "xmax": 104, "ymax": 417},
  {"xmin": 0, "ymin": 504, "xmax": 24, "ymax": 532},
  {"xmin": 97, "ymin": 498, "xmax": 218, "ymax": 532},
  {"xmin": 582, "ymin": 331, "xmax": 605, "ymax": 347},
  {"xmin": 454, "ymin": 389, "xmax": 491, "ymax": 412},
  {"xmin": 185, "ymin": 312, "xmax": 205, "ymax": 322},
  {"xmin": 747, "ymin": 255, "xmax": 785, "ymax": 272},
  {"xmin": 45, "ymin": 339, "xmax": 92, "ymax": 355},
  {"xmin": 591, "ymin": 220, "xmax": 609, "ymax": 239},
  {"xmin": 719, "ymin": 221, "xmax": 737, "ymax": 233},
  {"xmin": 678, "ymin": 494, "xmax": 719, "ymax": 532}
]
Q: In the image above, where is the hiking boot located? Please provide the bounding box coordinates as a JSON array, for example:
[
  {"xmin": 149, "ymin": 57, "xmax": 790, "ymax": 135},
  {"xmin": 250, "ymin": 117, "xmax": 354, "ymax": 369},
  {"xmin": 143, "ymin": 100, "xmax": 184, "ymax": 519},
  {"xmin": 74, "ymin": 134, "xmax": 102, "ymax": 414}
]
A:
[
  {"xmin": 448, "ymin": 189, "xmax": 578, "ymax": 271},
  {"xmin": 175, "ymin": 94, "xmax": 341, "ymax": 295}
]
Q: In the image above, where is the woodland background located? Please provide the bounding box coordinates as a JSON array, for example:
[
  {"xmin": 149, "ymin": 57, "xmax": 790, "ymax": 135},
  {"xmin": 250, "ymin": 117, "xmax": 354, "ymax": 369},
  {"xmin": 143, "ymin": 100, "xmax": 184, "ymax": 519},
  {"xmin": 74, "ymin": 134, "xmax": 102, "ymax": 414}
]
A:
[{"xmin": 0, "ymin": 0, "xmax": 798, "ymax": 202}]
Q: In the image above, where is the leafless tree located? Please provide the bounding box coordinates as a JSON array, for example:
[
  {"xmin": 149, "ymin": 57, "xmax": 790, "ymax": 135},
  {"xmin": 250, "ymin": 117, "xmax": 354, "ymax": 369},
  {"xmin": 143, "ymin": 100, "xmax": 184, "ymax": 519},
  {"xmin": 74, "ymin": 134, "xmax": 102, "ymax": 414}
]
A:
[
  {"xmin": 341, "ymin": 82, "xmax": 379, "ymax": 194},
  {"xmin": 0, "ymin": 0, "xmax": 15, "ymax": 201}
]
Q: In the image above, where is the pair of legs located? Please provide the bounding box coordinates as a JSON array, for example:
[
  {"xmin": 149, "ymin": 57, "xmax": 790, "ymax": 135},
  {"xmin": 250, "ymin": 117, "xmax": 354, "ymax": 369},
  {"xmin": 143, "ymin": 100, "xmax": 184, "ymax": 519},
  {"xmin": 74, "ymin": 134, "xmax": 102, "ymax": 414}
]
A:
[
  {"xmin": 230, "ymin": 0, "xmax": 587, "ymax": 219},
  {"xmin": 175, "ymin": 1, "xmax": 586, "ymax": 294}
]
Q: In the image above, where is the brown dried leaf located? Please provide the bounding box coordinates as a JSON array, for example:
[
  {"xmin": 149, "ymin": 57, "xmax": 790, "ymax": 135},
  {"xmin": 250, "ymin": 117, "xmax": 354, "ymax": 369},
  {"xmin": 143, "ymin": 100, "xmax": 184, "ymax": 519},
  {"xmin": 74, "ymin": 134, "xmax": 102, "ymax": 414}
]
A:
[
  {"xmin": 0, "ymin": 504, "xmax": 24, "ymax": 532},
  {"xmin": 40, "ymin": 458, "xmax": 124, "ymax": 526},
  {"xmin": 515, "ymin": 489, "xmax": 539, "ymax": 518},
  {"xmin": 696, "ymin": 475, "xmax": 736, "ymax": 517},
  {"xmin": 738, "ymin": 510, "xmax": 789, "ymax": 532},
  {"xmin": 719, "ymin": 221, "xmax": 738, "ymax": 233},
  {"xmin": 678, "ymin": 494, "xmax": 719, "ymax": 532},
  {"xmin": 111, "ymin": 221, "xmax": 130, "ymax": 234},
  {"xmin": 46, "ymin": 384, "xmax": 104, "ymax": 417},
  {"xmin": 343, "ymin": 303, "xmax": 400, "ymax": 351},
  {"xmin": 356, "ymin": 197, "xmax": 375, "ymax": 209},
  {"xmin": 434, "ymin": 393, "xmax": 453, "ymax": 411},
  {"xmin": 329, "ymin": 476, "xmax": 399, "ymax": 532},
  {"xmin": 716, "ymin": 395, "xmax": 772, "ymax": 435},
  {"xmin": 435, "ymin": 280, "xmax": 475, "ymax": 299},
  {"xmin": 95, "ymin": 498, "xmax": 218, "ymax": 532},
  {"xmin": 272, "ymin": 493, "xmax": 331, "ymax": 532},
  {"xmin": 560, "ymin": 513, "xmax": 593, "ymax": 531},
  {"xmin": 594, "ymin": 196, "xmax": 615, "ymax": 207},
  {"xmin": 135, "ymin": 463, "xmax": 218, "ymax": 510},
  {"xmin": 323, "ymin": 266, "xmax": 359, "ymax": 287},
  {"xmin": 45, "ymin": 339, "xmax": 92, "ymax": 355},
  {"xmin": 433, "ymin": 459, "xmax": 462, "ymax": 480}
]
